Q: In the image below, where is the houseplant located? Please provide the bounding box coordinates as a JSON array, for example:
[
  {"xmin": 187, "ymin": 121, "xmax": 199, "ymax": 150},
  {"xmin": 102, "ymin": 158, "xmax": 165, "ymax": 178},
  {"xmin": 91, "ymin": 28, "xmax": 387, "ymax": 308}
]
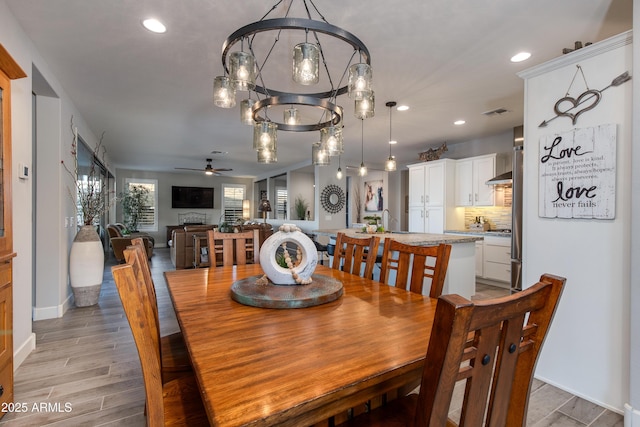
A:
[
  {"xmin": 61, "ymin": 117, "xmax": 113, "ymax": 307},
  {"xmin": 119, "ymin": 184, "xmax": 151, "ymax": 232},
  {"xmin": 294, "ymin": 195, "xmax": 309, "ymax": 220}
]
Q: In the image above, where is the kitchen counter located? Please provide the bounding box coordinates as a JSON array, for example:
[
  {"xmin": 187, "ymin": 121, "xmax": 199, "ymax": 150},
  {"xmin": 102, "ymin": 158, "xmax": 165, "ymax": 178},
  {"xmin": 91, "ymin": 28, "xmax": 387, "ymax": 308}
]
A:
[
  {"xmin": 445, "ymin": 229, "xmax": 512, "ymax": 238},
  {"xmin": 313, "ymin": 228, "xmax": 484, "ymax": 245},
  {"xmin": 312, "ymin": 228, "xmax": 480, "ymax": 299}
]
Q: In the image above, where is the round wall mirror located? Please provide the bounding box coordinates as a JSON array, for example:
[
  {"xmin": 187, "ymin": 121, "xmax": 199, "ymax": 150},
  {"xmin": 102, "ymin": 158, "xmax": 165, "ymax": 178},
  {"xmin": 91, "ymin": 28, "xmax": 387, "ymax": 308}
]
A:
[{"xmin": 320, "ymin": 185, "xmax": 345, "ymax": 214}]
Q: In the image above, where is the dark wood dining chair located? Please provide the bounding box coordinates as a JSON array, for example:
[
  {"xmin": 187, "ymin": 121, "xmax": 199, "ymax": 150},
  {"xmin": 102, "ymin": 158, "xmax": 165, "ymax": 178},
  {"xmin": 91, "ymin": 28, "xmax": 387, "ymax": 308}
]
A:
[
  {"xmin": 338, "ymin": 273, "xmax": 566, "ymax": 427},
  {"xmin": 331, "ymin": 232, "xmax": 381, "ymax": 279},
  {"xmin": 379, "ymin": 239, "xmax": 452, "ymax": 297},
  {"xmin": 207, "ymin": 229, "xmax": 259, "ymax": 267},
  {"xmin": 126, "ymin": 239, "xmax": 191, "ymax": 382},
  {"xmin": 112, "ymin": 250, "xmax": 208, "ymax": 426}
]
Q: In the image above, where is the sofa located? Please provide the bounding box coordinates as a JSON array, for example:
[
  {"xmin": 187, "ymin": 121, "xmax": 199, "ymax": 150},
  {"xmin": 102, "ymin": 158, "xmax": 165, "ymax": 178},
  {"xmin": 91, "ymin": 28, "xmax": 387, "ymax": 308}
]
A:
[
  {"xmin": 107, "ymin": 223, "xmax": 154, "ymax": 262},
  {"xmin": 169, "ymin": 223, "xmax": 274, "ymax": 269}
]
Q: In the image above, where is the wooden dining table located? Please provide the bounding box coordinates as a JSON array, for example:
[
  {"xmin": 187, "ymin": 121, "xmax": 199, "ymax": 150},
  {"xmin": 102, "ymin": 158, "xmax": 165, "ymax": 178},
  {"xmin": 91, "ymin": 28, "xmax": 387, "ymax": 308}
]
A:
[{"xmin": 164, "ymin": 264, "xmax": 438, "ymax": 427}]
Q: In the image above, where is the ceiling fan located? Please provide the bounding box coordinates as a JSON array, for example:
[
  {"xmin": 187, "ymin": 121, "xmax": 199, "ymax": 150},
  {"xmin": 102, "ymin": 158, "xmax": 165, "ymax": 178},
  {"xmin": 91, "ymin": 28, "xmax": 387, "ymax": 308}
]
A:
[{"xmin": 175, "ymin": 158, "xmax": 232, "ymax": 176}]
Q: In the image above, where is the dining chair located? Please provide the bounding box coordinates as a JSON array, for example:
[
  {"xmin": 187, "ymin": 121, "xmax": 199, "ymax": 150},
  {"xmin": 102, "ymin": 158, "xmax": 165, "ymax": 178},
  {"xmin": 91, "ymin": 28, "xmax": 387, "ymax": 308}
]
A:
[
  {"xmin": 338, "ymin": 273, "xmax": 566, "ymax": 427},
  {"xmin": 125, "ymin": 240, "xmax": 191, "ymax": 381},
  {"xmin": 379, "ymin": 239, "xmax": 452, "ymax": 297},
  {"xmin": 111, "ymin": 254, "xmax": 208, "ymax": 426},
  {"xmin": 331, "ymin": 232, "xmax": 381, "ymax": 279},
  {"xmin": 207, "ymin": 228, "xmax": 259, "ymax": 267}
]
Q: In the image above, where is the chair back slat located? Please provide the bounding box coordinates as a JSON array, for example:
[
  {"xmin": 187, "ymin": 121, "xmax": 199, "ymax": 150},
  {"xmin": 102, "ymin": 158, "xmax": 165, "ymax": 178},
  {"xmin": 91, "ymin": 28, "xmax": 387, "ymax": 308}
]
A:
[
  {"xmin": 379, "ymin": 239, "xmax": 452, "ymax": 297},
  {"xmin": 111, "ymin": 258, "xmax": 164, "ymax": 426},
  {"xmin": 413, "ymin": 274, "xmax": 566, "ymax": 427},
  {"xmin": 207, "ymin": 229, "xmax": 259, "ymax": 267},
  {"xmin": 331, "ymin": 233, "xmax": 380, "ymax": 279}
]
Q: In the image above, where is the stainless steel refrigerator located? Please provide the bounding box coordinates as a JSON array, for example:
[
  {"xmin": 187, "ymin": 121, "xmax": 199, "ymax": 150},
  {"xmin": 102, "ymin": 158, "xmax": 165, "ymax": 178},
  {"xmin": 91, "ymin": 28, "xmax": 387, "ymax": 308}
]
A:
[{"xmin": 511, "ymin": 126, "xmax": 524, "ymax": 292}]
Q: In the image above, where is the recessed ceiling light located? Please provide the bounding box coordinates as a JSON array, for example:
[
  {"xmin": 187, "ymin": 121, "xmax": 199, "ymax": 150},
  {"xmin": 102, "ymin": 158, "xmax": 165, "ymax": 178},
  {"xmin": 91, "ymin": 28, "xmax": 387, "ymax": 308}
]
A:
[
  {"xmin": 397, "ymin": 105, "xmax": 409, "ymax": 111},
  {"xmin": 389, "ymin": 140, "xmax": 398, "ymax": 145},
  {"xmin": 454, "ymin": 120, "xmax": 466, "ymax": 125},
  {"xmin": 142, "ymin": 18, "xmax": 167, "ymax": 34},
  {"xmin": 510, "ymin": 52, "xmax": 531, "ymax": 63}
]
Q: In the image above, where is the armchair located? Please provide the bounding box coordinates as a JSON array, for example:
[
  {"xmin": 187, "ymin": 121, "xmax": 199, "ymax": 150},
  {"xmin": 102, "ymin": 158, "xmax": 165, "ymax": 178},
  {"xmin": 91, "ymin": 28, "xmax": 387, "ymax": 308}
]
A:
[{"xmin": 107, "ymin": 224, "xmax": 153, "ymax": 262}]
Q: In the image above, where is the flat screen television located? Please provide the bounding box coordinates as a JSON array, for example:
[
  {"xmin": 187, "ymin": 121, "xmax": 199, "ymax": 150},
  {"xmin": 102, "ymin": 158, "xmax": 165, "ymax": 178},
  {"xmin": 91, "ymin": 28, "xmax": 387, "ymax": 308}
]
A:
[{"xmin": 171, "ymin": 186, "xmax": 214, "ymax": 209}]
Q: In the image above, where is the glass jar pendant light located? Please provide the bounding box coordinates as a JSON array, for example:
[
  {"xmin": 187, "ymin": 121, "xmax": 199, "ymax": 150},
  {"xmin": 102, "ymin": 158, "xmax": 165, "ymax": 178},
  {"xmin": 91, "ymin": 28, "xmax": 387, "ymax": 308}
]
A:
[
  {"xmin": 320, "ymin": 125, "xmax": 343, "ymax": 156},
  {"xmin": 348, "ymin": 62, "xmax": 372, "ymax": 100},
  {"xmin": 354, "ymin": 91, "xmax": 375, "ymax": 119},
  {"xmin": 284, "ymin": 106, "xmax": 299, "ymax": 125},
  {"xmin": 229, "ymin": 50, "xmax": 256, "ymax": 91},
  {"xmin": 253, "ymin": 121, "xmax": 277, "ymax": 151},
  {"xmin": 312, "ymin": 142, "xmax": 329, "ymax": 166},
  {"xmin": 293, "ymin": 41, "xmax": 319, "ymax": 85},
  {"xmin": 213, "ymin": 75, "xmax": 236, "ymax": 108},
  {"xmin": 385, "ymin": 101, "xmax": 397, "ymax": 171},
  {"xmin": 240, "ymin": 98, "xmax": 256, "ymax": 125}
]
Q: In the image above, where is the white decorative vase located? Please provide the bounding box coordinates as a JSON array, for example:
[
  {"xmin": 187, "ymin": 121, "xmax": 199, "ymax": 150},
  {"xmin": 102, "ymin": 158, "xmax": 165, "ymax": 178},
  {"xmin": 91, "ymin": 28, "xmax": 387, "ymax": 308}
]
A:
[
  {"xmin": 260, "ymin": 224, "xmax": 318, "ymax": 285},
  {"xmin": 69, "ymin": 225, "xmax": 104, "ymax": 307}
]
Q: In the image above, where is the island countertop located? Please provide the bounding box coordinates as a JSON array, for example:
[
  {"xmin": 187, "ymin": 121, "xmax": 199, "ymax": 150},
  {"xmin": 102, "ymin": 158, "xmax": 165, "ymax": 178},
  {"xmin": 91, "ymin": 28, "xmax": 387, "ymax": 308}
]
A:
[{"xmin": 312, "ymin": 228, "xmax": 483, "ymax": 245}]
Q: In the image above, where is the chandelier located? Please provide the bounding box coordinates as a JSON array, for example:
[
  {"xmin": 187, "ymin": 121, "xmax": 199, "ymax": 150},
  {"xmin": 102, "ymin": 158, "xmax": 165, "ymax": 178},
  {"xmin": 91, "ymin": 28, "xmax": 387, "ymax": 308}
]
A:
[{"xmin": 213, "ymin": 0, "xmax": 374, "ymax": 163}]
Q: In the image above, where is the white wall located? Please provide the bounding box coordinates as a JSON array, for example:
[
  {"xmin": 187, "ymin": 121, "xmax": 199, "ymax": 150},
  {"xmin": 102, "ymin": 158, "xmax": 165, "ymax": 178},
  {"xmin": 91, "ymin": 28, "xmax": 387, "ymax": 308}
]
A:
[
  {"xmin": 519, "ymin": 31, "xmax": 632, "ymax": 412},
  {"xmin": 0, "ymin": 0, "xmax": 107, "ymax": 364}
]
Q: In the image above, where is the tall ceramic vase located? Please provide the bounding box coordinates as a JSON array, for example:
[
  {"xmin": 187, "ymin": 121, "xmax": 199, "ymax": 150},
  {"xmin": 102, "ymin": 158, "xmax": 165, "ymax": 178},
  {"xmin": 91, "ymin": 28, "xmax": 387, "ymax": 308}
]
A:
[{"xmin": 69, "ymin": 225, "xmax": 104, "ymax": 307}]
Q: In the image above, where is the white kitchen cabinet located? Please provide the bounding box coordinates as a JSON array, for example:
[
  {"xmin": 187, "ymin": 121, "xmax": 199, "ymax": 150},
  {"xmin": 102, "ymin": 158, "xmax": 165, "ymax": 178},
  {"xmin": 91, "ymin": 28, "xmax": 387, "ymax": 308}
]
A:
[
  {"xmin": 455, "ymin": 154, "xmax": 497, "ymax": 206},
  {"xmin": 482, "ymin": 235, "xmax": 511, "ymax": 283},
  {"xmin": 408, "ymin": 159, "xmax": 462, "ymax": 233}
]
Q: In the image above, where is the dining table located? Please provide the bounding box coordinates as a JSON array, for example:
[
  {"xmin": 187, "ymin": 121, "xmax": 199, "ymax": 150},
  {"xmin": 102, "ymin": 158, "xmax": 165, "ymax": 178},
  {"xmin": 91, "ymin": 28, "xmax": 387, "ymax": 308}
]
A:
[{"xmin": 164, "ymin": 263, "xmax": 439, "ymax": 427}]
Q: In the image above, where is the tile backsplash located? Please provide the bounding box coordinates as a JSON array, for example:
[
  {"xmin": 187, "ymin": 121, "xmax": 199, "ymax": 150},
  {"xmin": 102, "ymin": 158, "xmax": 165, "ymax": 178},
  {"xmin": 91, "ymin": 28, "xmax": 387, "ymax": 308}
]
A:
[{"xmin": 465, "ymin": 206, "xmax": 512, "ymax": 230}]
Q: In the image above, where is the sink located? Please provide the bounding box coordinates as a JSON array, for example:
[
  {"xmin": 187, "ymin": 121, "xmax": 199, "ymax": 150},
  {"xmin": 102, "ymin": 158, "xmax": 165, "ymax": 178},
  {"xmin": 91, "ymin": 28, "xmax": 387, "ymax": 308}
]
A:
[{"xmin": 388, "ymin": 231, "xmax": 416, "ymax": 234}]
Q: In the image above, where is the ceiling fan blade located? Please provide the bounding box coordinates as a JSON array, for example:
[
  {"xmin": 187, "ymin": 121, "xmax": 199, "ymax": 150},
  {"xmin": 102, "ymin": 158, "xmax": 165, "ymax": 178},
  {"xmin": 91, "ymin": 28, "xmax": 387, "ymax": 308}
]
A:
[
  {"xmin": 211, "ymin": 168, "xmax": 232, "ymax": 172},
  {"xmin": 174, "ymin": 167, "xmax": 206, "ymax": 171}
]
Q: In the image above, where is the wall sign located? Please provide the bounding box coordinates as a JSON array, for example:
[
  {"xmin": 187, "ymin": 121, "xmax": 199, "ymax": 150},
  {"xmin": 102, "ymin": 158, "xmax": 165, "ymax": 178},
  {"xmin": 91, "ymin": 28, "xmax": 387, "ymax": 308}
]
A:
[{"xmin": 539, "ymin": 124, "xmax": 616, "ymax": 219}]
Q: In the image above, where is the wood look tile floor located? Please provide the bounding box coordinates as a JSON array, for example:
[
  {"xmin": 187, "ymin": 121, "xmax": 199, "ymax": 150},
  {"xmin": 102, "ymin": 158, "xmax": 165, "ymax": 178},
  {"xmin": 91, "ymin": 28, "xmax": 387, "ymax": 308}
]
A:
[{"xmin": 1, "ymin": 249, "xmax": 623, "ymax": 426}]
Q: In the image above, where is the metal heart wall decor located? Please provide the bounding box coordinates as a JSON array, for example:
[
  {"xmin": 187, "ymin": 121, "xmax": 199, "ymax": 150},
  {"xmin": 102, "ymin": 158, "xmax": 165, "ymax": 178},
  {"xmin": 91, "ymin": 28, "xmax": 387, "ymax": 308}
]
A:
[
  {"xmin": 539, "ymin": 68, "xmax": 631, "ymax": 128},
  {"xmin": 553, "ymin": 89, "xmax": 601, "ymax": 125}
]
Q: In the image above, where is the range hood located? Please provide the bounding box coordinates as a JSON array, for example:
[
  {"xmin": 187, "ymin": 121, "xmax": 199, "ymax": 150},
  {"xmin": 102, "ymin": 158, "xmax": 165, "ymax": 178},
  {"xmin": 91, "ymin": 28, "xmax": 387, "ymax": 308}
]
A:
[{"xmin": 486, "ymin": 171, "xmax": 512, "ymax": 186}]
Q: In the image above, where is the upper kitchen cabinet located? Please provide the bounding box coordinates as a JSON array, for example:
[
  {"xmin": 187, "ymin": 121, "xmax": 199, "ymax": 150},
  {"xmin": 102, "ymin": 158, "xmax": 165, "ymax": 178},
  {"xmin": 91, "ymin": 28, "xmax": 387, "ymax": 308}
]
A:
[
  {"xmin": 455, "ymin": 154, "xmax": 499, "ymax": 206},
  {"xmin": 408, "ymin": 159, "xmax": 463, "ymax": 233}
]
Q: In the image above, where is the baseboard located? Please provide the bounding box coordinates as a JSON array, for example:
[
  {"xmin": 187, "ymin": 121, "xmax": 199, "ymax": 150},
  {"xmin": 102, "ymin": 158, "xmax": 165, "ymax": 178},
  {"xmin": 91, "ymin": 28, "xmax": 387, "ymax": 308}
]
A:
[
  {"xmin": 14, "ymin": 332, "xmax": 36, "ymax": 370},
  {"xmin": 625, "ymin": 404, "xmax": 640, "ymax": 426},
  {"xmin": 535, "ymin": 374, "xmax": 624, "ymax": 415},
  {"xmin": 32, "ymin": 293, "xmax": 73, "ymax": 320}
]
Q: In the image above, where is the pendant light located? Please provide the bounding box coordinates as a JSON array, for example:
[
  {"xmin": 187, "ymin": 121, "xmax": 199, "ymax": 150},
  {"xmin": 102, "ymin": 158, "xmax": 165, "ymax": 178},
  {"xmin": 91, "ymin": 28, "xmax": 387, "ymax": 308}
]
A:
[
  {"xmin": 229, "ymin": 47, "xmax": 256, "ymax": 91},
  {"xmin": 354, "ymin": 90, "xmax": 375, "ymax": 119},
  {"xmin": 358, "ymin": 119, "xmax": 367, "ymax": 177},
  {"xmin": 385, "ymin": 101, "xmax": 397, "ymax": 171},
  {"xmin": 348, "ymin": 63, "xmax": 372, "ymax": 100},
  {"xmin": 336, "ymin": 155, "xmax": 343, "ymax": 180},
  {"xmin": 292, "ymin": 34, "xmax": 320, "ymax": 85},
  {"xmin": 240, "ymin": 98, "xmax": 256, "ymax": 125},
  {"xmin": 213, "ymin": 75, "xmax": 236, "ymax": 108},
  {"xmin": 312, "ymin": 142, "xmax": 329, "ymax": 165},
  {"xmin": 284, "ymin": 106, "xmax": 299, "ymax": 125}
]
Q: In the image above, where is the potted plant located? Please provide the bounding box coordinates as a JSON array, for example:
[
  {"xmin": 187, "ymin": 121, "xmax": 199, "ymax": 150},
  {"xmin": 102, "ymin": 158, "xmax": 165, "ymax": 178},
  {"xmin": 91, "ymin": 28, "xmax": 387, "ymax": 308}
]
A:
[
  {"xmin": 119, "ymin": 184, "xmax": 151, "ymax": 232},
  {"xmin": 363, "ymin": 215, "xmax": 382, "ymax": 233},
  {"xmin": 294, "ymin": 195, "xmax": 309, "ymax": 220},
  {"xmin": 61, "ymin": 117, "xmax": 113, "ymax": 307}
]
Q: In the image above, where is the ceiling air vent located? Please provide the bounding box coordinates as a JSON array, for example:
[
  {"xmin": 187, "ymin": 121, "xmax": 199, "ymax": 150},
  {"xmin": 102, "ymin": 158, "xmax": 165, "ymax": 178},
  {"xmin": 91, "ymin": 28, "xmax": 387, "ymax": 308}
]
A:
[{"xmin": 482, "ymin": 108, "xmax": 509, "ymax": 117}]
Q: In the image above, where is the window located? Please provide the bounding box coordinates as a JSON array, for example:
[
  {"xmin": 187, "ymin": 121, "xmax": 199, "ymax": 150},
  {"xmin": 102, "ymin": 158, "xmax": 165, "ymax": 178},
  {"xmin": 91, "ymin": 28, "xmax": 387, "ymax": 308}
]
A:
[
  {"xmin": 222, "ymin": 184, "xmax": 246, "ymax": 223},
  {"xmin": 124, "ymin": 178, "xmax": 158, "ymax": 231},
  {"xmin": 276, "ymin": 187, "xmax": 288, "ymax": 219}
]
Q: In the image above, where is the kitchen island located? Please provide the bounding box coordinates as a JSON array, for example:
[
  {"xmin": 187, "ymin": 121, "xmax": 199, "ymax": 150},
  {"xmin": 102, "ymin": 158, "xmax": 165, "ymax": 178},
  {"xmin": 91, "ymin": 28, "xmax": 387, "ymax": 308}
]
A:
[{"xmin": 313, "ymin": 229, "xmax": 483, "ymax": 298}]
